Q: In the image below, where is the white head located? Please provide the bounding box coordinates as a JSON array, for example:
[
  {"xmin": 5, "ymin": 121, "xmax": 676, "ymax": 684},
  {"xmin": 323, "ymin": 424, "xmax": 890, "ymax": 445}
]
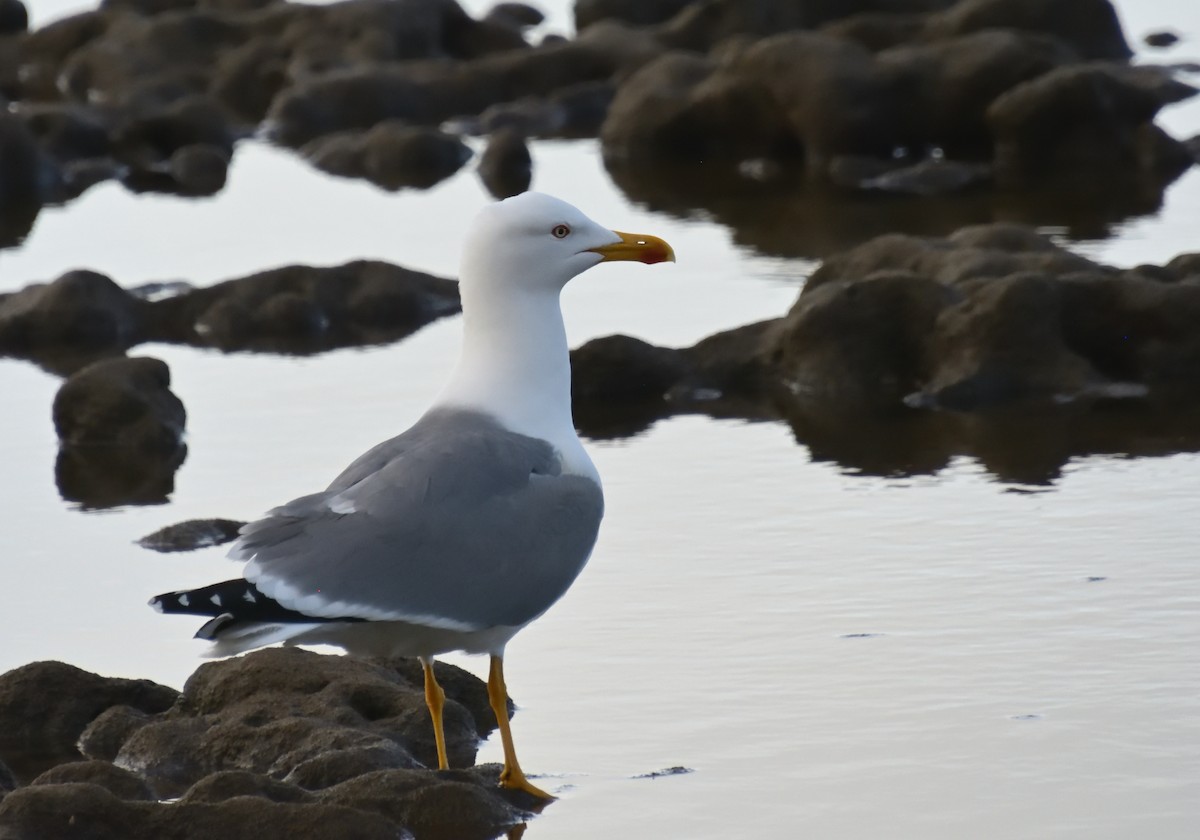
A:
[{"xmin": 458, "ymin": 191, "xmax": 674, "ymax": 295}]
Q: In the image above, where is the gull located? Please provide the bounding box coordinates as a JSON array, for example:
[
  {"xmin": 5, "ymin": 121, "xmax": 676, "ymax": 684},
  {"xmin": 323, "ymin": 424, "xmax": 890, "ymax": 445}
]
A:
[{"xmin": 150, "ymin": 192, "xmax": 674, "ymax": 798}]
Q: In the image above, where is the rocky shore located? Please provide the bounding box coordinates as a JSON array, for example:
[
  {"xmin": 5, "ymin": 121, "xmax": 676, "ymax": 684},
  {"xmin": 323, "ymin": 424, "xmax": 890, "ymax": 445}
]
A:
[{"xmin": 0, "ymin": 650, "xmax": 538, "ymax": 839}]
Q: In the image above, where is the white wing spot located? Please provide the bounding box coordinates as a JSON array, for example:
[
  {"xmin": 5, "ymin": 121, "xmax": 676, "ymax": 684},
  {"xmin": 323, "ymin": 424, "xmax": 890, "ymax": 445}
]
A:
[
  {"xmin": 327, "ymin": 494, "xmax": 356, "ymax": 514},
  {"xmin": 178, "ymin": 594, "xmax": 190, "ymax": 607},
  {"xmin": 243, "ymin": 590, "xmax": 257, "ymax": 603},
  {"xmin": 210, "ymin": 594, "xmax": 222, "ymax": 607}
]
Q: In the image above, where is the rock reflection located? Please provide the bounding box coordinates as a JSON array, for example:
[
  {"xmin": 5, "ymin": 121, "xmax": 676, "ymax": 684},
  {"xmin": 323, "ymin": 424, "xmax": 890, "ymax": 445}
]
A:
[
  {"xmin": 604, "ymin": 158, "xmax": 1175, "ymax": 260},
  {"xmin": 575, "ymin": 395, "xmax": 1200, "ymax": 485},
  {"xmin": 55, "ymin": 444, "xmax": 186, "ymax": 509}
]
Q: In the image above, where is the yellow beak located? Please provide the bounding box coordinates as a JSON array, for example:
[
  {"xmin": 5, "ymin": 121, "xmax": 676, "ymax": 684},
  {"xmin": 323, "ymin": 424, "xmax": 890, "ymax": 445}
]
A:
[{"xmin": 589, "ymin": 230, "xmax": 676, "ymax": 265}]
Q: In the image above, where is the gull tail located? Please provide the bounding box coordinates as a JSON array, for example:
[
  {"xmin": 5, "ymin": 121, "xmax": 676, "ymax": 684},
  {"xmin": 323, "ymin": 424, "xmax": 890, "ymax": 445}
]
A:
[{"xmin": 149, "ymin": 578, "xmax": 362, "ymax": 654}]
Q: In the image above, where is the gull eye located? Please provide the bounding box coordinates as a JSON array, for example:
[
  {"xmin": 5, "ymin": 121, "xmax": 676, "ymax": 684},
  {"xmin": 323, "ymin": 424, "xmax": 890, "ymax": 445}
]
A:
[{"xmin": 552, "ymin": 224, "xmax": 571, "ymax": 239}]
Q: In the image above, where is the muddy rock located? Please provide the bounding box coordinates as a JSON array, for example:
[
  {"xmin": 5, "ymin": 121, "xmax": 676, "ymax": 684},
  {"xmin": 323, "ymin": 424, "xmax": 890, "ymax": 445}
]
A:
[
  {"xmin": 1144, "ymin": 30, "xmax": 1180, "ymax": 49},
  {"xmin": 0, "ymin": 661, "xmax": 178, "ymax": 781},
  {"xmin": 0, "ymin": 112, "xmax": 55, "ymax": 229},
  {"xmin": 178, "ymin": 769, "xmax": 315, "ymax": 804},
  {"xmin": 303, "ymin": 122, "xmax": 472, "ymax": 190},
  {"xmin": 78, "ymin": 706, "xmax": 162, "ymax": 764},
  {"xmin": 266, "ymin": 20, "xmax": 659, "ymax": 147},
  {"xmin": 986, "ymin": 63, "xmax": 1198, "ymax": 186},
  {"xmin": 0, "ymin": 0, "xmax": 27, "ymax": 36},
  {"xmin": 110, "ymin": 649, "xmax": 493, "ymax": 797},
  {"xmin": 0, "ymin": 270, "xmax": 144, "ymax": 358},
  {"xmin": 136, "ymin": 518, "xmax": 247, "ymax": 552},
  {"xmin": 0, "ymin": 783, "xmax": 403, "ymax": 840},
  {"xmin": 922, "ymin": 0, "xmax": 1132, "ymax": 60},
  {"xmin": 477, "ymin": 127, "xmax": 531, "ymax": 198},
  {"xmin": 149, "ymin": 260, "xmax": 461, "ymax": 352},
  {"xmin": 52, "ymin": 356, "xmax": 186, "ymax": 451},
  {"xmin": 485, "ymin": 3, "xmax": 544, "ymax": 30},
  {"xmin": 573, "ymin": 225, "xmax": 1200, "ymax": 422},
  {"xmin": 575, "ymin": 0, "xmax": 693, "ymax": 31},
  {"xmin": 322, "ymin": 767, "xmax": 528, "ymax": 839},
  {"xmin": 31, "ymin": 760, "xmax": 155, "ymax": 802}
]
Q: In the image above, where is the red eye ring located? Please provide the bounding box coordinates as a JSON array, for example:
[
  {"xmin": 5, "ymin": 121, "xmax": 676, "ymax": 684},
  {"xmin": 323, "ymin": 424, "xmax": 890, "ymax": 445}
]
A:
[{"xmin": 552, "ymin": 224, "xmax": 571, "ymax": 239}]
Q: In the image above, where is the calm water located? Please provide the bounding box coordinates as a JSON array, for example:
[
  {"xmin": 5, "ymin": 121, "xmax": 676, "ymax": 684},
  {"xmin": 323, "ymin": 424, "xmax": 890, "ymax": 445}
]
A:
[{"xmin": 3, "ymin": 2, "xmax": 1200, "ymax": 838}]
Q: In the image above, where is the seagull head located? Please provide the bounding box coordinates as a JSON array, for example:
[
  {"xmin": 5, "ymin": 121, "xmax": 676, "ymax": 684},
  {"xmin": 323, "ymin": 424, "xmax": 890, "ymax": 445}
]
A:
[{"xmin": 460, "ymin": 191, "xmax": 675, "ymax": 294}]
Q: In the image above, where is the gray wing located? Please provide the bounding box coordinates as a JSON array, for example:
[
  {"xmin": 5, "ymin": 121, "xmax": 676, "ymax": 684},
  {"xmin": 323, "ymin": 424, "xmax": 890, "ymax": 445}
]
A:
[{"xmin": 232, "ymin": 409, "xmax": 604, "ymax": 630}]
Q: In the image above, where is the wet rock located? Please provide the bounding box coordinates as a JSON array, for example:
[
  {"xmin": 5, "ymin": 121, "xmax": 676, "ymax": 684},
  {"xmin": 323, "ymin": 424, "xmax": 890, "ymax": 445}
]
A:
[
  {"xmin": 987, "ymin": 64, "xmax": 1198, "ymax": 187},
  {"xmin": 0, "ymin": 661, "xmax": 178, "ymax": 782},
  {"xmin": 321, "ymin": 767, "xmax": 528, "ymax": 840},
  {"xmin": 0, "ymin": 783, "xmax": 403, "ymax": 840},
  {"xmin": 303, "ymin": 122, "xmax": 472, "ymax": 190},
  {"xmin": 166, "ymin": 142, "xmax": 230, "ymax": 194},
  {"xmin": 110, "ymin": 649, "xmax": 496, "ymax": 797},
  {"xmin": 113, "ymin": 95, "xmax": 237, "ymax": 167},
  {"xmin": 0, "ymin": 757, "xmax": 16, "ymax": 796},
  {"xmin": 178, "ymin": 770, "xmax": 314, "ymax": 804},
  {"xmin": 477, "ymin": 127, "xmax": 531, "ymax": 198},
  {"xmin": 137, "ymin": 518, "xmax": 247, "ymax": 552},
  {"xmin": 463, "ymin": 80, "xmax": 615, "ymax": 138},
  {"xmin": 0, "ymin": 0, "xmax": 27, "ymax": 36},
  {"xmin": 0, "ymin": 112, "xmax": 55, "ymax": 226},
  {"xmin": 148, "ymin": 260, "xmax": 460, "ymax": 352},
  {"xmin": 820, "ymin": 12, "xmax": 926, "ymax": 51},
  {"xmin": 31, "ymin": 760, "xmax": 154, "ymax": 801},
  {"xmin": 574, "ymin": 225, "xmax": 1200, "ymax": 423},
  {"xmin": 78, "ymin": 706, "xmax": 161, "ymax": 763},
  {"xmin": 52, "ymin": 356, "xmax": 186, "ymax": 451},
  {"xmin": 922, "ymin": 0, "xmax": 1132, "ymax": 60},
  {"xmin": 266, "ymin": 21, "xmax": 659, "ymax": 147},
  {"xmin": 485, "ymin": 3, "xmax": 544, "ymax": 30},
  {"xmin": 1144, "ymin": 30, "xmax": 1180, "ymax": 49},
  {"xmin": 0, "ymin": 270, "xmax": 144, "ymax": 358},
  {"xmin": 575, "ymin": 0, "xmax": 693, "ymax": 31}
]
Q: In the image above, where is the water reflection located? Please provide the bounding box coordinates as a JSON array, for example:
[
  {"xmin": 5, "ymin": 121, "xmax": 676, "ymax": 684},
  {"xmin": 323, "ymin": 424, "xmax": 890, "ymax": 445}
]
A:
[
  {"xmin": 55, "ymin": 443, "xmax": 186, "ymax": 509},
  {"xmin": 576, "ymin": 393, "xmax": 1200, "ymax": 485},
  {"xmin": 605, "ymin": 158, "xmax": 1178, "ymax": 260}
]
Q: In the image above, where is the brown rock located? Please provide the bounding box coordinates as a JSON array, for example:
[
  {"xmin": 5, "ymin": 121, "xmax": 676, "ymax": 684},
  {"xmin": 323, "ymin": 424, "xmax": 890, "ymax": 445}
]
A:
[
  {"xmin": 0, "ymin": 661, "xmax": 177, "ymax": 782},
  {"xmin": 477, "ymin": 127, "xmax": 531, "ymax": 198},
  {"xmin": 52, "ymin": 356, "xmax": 186, "ymax": 451},
  {"xmin": 31, "ymin": 760, "xmax": 154, "ymax": 802}
]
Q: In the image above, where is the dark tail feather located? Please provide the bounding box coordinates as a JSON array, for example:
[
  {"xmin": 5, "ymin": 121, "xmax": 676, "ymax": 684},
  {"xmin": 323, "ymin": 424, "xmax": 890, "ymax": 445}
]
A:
[{"xmin": 149, "ymin": 578, "xmax": 364, "ymax": 640}]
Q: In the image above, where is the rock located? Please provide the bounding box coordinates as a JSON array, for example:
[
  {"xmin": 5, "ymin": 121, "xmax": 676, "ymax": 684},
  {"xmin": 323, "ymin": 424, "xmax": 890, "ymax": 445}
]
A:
[
  {"xmin": 484, "ymin": 2, "xmax": 545, "ymax": 30},
  {"xmin": 820, "ymin": 12, "xmax": 926, "ymax": 51},
  {"xmin": 0, "ymin": 783, "xmax": 403, "ymax": 840},
  {"xmin": 303, "ymin": 122, "xmax": 472, "ymax": 190},
  {"xmin": 0, "ymin": 113, "xmax": 55, "ymax": 238},
  {"xmin": 147, "ymin": 260, "xmax": 461, "ymax": 353},
  {"xmin": 31, "ymin": 761, "xmax": 154, "ymax": 801},
  {"xmin": 0, "ymin": 757, "xmax": 16, "ymax": 795},
  {"xmin": 575, "ymin": 0, "xmax": 693, "ymax": 30},
  {"xmin": 1144, "ymin": 30, "xmax": 1180, "ymax": 49},
  {"xmin": 987, "ymin": 64, "xmax": 1197, "ymax": 186},
  {"xmin": 178, "ymin": 770, "xmax": 314, "ymax": 804},
  {"xmin": 0, "ymin": 661, "xmax": 178, "ymax": 781},
  {"xmin": 0, "ymin": 0, "xmax": 27, "ymax": 36},
  {"xmin": 321, "ymin": 768, "xmax": 528, "ymax": 839},
  {"xmin": 477, "ymin": 127, "xmax": 531, "ymax": 198},
  {"xmin": 78, "ymin": 706, "xmax": 161, "ymax": 763},
  {"xmin": 655, "ymin": 0, "xmax": 959, "ymax": 53},
  {"xmin": 110, "ymin": 649, "xmax": 497, "ymax": 797},
  {"xmin": 167, "ymin": 143, "xmax": 230, "ymax": 195},
  {"xmin": 266, "ymin": 21, "xmax": 660, "ymax": 147},
  {"xmin": 136, "ymin": 518, "xmax": 247, "ymax": 552},
  {"xmin": 0, "ymin": 270, "xmax": 144, "ymax": 357},
  {"xmin": 52, "ymin": 356, "xmax": 186, "ymax": 451},
  {"xmin": 463, "ymin": 80, "xmax": 615, "ymax": 138},
  {"xmin": 922, "ymin": 0, "xmax": 1132, "ymax": 60}
]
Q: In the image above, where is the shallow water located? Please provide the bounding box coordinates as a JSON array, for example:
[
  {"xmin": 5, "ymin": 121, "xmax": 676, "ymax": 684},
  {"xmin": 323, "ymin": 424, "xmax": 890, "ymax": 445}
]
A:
[{"xmin": 5, "ymin": 2, "xmax": 1200, "ymax": 838}]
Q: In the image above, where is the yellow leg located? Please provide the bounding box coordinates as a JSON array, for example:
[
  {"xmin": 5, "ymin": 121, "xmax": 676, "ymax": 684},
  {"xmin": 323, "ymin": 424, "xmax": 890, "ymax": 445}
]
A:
[
  {"xmin": 487, "ymin": 655, "xmax": 554, "ymax": 799},
  {"xmin": 422, "ymin": 658, "xmax": 449, "ymax": 771}
]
